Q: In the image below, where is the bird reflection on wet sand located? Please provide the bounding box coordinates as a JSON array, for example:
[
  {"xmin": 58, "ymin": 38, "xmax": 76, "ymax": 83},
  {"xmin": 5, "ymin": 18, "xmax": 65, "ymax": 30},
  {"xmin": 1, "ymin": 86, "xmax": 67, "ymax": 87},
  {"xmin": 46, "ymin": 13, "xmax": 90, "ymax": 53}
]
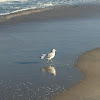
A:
[{"xmin": 42, "ymin": 65, "xmax": 56, "ymax": 76}]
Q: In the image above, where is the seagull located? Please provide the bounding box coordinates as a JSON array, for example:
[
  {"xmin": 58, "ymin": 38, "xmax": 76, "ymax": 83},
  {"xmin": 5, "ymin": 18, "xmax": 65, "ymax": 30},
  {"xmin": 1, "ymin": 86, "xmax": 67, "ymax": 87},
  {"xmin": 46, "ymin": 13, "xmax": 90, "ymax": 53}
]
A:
[
  {"xmin": 42, "ymin": 66, "xmax": 56, "ymax": 76},
  {"xmin": 40, "ymin": 49, "xmax": 56, "ymax": 63}
]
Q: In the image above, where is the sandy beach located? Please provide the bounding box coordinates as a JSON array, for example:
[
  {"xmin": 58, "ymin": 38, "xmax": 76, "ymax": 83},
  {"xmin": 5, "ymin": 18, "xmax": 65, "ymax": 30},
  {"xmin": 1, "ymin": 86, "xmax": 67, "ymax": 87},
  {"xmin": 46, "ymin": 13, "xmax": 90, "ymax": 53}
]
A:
[
  {"xmin": 0, "ymin": 4, "xmax": 100, "ymax": 24},
  {"xmin": 51, "ymin": 48, "xmax": 100, "ymax": 100}
]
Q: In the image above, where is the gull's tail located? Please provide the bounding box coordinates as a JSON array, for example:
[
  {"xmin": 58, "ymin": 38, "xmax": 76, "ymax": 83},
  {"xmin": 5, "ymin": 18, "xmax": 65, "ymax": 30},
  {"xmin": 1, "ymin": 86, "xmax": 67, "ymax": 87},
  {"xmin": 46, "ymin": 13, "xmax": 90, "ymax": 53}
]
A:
[{"xmin": 40, "ymin": 54, "xmax": 46, "ymax": 59}]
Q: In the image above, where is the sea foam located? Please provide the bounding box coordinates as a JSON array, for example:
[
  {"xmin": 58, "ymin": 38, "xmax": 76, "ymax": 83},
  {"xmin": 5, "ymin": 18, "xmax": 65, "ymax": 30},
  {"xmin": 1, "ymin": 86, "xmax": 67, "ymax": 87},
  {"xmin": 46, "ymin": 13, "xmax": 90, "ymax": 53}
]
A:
[
  {"xmin": 0, "ymin": 0, "xmax": 28, "ymax": 2},
  {"xmin": 0, "ymin": 0, "xmax": 100, "ymax": 16}
]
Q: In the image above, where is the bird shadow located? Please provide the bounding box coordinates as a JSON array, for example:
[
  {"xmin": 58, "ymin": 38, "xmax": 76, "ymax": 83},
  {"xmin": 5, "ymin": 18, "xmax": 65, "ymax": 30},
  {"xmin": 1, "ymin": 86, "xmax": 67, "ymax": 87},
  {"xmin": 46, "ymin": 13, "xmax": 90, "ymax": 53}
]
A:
[{"xmin": 14, "ymin": 61, "xmax": 41, "ymax": 64}]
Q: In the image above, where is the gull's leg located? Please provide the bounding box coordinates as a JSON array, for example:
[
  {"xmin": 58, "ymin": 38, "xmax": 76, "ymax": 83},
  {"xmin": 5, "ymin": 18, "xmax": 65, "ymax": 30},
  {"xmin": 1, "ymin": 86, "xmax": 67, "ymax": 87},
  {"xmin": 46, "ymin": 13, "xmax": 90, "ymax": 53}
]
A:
[
  {"xmin": 50, "ymin": 60, "xmax": 53, "ymax": 63},
  {"xmin": 47, "ymin": 60, "xmax": 49, "ymax": 64}
]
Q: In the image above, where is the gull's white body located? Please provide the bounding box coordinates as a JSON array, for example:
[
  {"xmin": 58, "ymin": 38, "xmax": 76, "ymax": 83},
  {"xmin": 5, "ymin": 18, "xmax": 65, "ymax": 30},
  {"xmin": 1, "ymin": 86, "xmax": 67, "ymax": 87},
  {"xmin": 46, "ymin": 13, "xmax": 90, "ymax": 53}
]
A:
[{"xmin": 40, "ymin": 49, "xmax": 56, "ymax": 63}]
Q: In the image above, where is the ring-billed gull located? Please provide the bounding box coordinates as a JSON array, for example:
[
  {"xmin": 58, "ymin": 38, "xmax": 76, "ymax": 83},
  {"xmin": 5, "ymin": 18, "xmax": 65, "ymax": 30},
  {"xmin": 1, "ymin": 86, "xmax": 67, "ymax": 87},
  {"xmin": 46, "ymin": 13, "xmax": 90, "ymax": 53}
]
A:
[{"xmin": 40, "ymin": 49, "xmax": 56, "ymax": 63}]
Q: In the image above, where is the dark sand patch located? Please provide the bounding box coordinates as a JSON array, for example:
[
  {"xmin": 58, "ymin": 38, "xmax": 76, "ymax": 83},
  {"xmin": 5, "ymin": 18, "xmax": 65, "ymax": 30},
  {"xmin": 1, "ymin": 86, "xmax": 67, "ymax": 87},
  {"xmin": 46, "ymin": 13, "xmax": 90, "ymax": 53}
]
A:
[{"xmin": 51, "ymin": 48, "xmax": 100, "ymax": 100}]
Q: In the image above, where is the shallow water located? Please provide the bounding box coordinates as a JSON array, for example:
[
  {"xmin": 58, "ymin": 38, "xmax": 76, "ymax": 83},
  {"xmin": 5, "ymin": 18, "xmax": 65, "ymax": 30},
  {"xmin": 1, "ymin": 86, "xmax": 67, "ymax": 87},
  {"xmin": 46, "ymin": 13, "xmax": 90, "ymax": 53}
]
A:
[{"xmin": 0, "ymin": 18, "xmax": 100, "ymax": 100}]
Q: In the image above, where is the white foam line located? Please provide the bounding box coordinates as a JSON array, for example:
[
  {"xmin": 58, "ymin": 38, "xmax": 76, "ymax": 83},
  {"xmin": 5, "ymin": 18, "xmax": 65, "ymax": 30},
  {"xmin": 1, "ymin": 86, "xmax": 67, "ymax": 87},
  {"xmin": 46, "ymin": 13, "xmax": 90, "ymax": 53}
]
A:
[
  {"xmin": 0, "ymin": 7, "xmax": 37, "ymax": 16},
  {"xmin": 0, "ymin": 0, "xmax": 28, "ymax": 2}
]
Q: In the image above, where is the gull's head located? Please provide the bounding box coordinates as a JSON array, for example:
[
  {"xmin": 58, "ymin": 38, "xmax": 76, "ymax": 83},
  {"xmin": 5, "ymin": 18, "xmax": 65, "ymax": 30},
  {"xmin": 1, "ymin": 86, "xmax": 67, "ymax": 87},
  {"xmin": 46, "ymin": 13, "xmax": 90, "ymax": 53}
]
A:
[{"xmin": 52, "ymin": 49, "xmax": 56, "ymax": 52}]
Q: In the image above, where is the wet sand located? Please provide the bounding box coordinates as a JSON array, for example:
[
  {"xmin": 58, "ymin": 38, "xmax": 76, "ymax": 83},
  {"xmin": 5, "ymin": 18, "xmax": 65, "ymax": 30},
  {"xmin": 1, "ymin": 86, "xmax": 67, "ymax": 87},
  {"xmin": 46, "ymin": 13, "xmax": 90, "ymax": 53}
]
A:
[
  {"xmin": 51, "ymin": 48, "xmax": 100, "ymax": 100},
  {"xmin": 1, "ymin": 4, "xmax": 100, "ymax": 24}
]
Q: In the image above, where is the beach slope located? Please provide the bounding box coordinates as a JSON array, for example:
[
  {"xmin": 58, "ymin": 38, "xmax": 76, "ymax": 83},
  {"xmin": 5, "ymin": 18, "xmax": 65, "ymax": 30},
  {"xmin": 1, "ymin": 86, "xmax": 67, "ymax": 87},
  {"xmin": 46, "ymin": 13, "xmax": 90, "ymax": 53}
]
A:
[
  {"xmin": 51, "ymin": 48, "xmax": 100, "ymax": 100},
  {"xmin": 1, "ymin": 5, "xmax": 100, "ymax": 24}
]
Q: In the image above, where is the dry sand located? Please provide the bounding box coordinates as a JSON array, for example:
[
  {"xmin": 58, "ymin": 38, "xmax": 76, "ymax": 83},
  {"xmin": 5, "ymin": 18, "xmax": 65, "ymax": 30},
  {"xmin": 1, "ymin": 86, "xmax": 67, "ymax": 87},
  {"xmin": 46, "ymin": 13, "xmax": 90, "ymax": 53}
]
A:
[
  {"xmin": 1, "ymin": 5, "xmax": 100, "ymax": 24},
  {"xmin": 51, "ymin": 48, "xmax": 100, "ymax": 100}
]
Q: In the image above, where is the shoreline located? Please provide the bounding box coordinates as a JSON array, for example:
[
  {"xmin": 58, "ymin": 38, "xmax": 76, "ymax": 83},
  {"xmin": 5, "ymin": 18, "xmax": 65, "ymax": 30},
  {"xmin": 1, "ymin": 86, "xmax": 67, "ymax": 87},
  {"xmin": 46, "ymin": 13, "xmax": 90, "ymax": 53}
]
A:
[
  {"xmin": 1, "ymin": 4, "xmax": 100, "ymax": 24},
  {"xmin": 51, "ymin": 48, "xmax": 100, "ymax": 100}
]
